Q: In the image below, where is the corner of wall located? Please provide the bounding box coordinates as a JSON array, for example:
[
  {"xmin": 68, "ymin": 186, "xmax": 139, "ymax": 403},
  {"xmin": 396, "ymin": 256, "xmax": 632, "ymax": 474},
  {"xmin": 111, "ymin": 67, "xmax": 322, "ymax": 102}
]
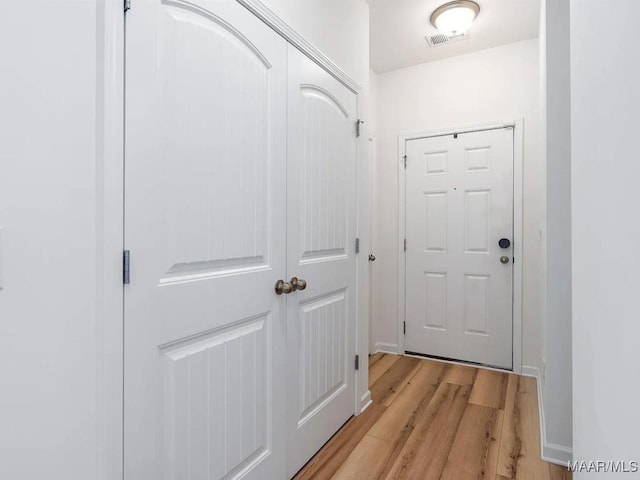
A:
[
  {"xmin": 541, "ymin": 0, "xmax": 573, "ymax": 461},
  {"xmin": 522, "ymin": 366, "xmax": 573, "ymax": 466}
]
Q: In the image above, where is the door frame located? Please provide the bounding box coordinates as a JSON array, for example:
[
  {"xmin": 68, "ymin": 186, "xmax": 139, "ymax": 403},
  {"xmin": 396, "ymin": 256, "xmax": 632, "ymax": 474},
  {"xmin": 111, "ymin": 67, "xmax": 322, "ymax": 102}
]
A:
[
  {"xmin": 396, "ymin": 119, "xmax": 524, "ymax": 374},
  {"xmin": 368, "ymin": 136, "xmax": 377, "ymax": 355}
]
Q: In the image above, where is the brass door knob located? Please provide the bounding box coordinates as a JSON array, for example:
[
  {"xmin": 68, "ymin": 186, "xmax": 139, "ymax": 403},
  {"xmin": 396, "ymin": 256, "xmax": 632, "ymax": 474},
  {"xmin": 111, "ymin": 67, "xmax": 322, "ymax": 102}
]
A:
[
  {"xmin": 290, "ymin": 277, "xmax": 307, "ymax": 291},
  {"xmin": 275, "ymin": 280, "xmax": 293, "ymax": 295}
]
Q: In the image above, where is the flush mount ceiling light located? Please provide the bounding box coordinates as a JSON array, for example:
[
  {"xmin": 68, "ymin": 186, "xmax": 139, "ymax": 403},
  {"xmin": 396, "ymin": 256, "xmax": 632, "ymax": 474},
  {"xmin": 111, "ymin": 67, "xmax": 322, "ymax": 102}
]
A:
[{"xmin": 430, "ymin": 0, "xmax": 480, "ymax": 36}]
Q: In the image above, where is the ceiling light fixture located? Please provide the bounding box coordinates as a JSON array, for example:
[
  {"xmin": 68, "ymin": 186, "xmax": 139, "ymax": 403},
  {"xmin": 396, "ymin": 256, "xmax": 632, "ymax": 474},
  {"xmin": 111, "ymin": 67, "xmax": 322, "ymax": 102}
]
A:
[{"xmin": 430, "ymin": 0, "xmax": 480, "ymax": 36}]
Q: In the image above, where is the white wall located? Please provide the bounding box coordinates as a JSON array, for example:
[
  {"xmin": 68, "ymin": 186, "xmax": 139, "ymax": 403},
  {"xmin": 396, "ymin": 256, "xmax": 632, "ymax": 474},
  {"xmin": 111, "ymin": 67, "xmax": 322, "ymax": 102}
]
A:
[
  {"xmin": 571, "ymin": 0, "xmax": 640, "ymax": 474},
  {"xmin": 372, "ymin": 39, "xmax": 544, "ymax": 369},
  {"xmin": 540, "ymin": 0, "xmax": 573, "ymax": 463},
  {"xmin": 0, "ymin": 1, "xmax": 124, "ymax": 478},
  {"xmin": 368, "ymin": 69, "xmax": 379, "ymax": 139}
]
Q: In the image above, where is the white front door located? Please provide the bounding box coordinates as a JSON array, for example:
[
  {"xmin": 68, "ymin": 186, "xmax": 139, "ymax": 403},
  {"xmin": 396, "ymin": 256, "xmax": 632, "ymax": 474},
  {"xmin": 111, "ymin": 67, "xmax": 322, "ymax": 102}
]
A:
[
  {"xmin": 124, "ymin": 1, "xmax": 287, "ymax": 478},
  {"xmin": 404, "ymin": 128, "xmax": 514, "ymax": 369},
  {"xmin": 286, "ymin": 46, "xmax": 358, "ymax": 477}
]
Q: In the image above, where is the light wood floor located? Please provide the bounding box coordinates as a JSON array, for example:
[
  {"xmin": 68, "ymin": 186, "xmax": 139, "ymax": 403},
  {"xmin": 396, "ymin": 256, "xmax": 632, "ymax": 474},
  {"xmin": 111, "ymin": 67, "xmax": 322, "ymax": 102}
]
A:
[{"xmin": 294, "ymin": 354, "xmax": 571, "ymax": 480}]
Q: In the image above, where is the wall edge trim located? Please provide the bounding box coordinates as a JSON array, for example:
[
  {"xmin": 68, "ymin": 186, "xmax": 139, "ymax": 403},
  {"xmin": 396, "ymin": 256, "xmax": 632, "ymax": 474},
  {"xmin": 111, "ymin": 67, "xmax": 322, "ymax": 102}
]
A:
[{"xmin": 523, "ymin": 365, "xmax": 573, "ymax": 467}]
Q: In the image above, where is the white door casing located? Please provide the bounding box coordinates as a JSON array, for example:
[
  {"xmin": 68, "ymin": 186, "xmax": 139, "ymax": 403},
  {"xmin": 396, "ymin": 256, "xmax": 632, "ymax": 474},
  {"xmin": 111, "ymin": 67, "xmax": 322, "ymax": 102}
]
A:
[
  {"xmin": 404, "ymin": 127, "xmax": 514, "ymax": 369},
  {"xmin": 124, "ymin": 1, "xmax": 287, "ymax": 478},
  {"xmin": 368, "ymin": 137, "xmax": 377, "ymax": 355},
  {"xmin": 286, "ymin": 46, "xmax": 358, "ymax": 477}
]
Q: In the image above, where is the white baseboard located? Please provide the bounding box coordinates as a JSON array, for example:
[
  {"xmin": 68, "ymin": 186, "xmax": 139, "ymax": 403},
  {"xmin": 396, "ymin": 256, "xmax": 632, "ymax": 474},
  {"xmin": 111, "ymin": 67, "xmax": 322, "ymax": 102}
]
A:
[
  {"xmin": 359, "ymin": 390, "xmax": 372, "ymax": 415},
  {"xmin": 522, "ymin": 365, "xmax": 573, "ymax": 466},
  {"xmin": 521, "ymin": 365, "xmax": 539, "ymax": 378},
  {"xmin": 542, "ymin": 443, "xmax": 573, "ymax": 466},
  {"xmin": 374, "ymin": 342, "xmax": 399, "ymax": 354}
]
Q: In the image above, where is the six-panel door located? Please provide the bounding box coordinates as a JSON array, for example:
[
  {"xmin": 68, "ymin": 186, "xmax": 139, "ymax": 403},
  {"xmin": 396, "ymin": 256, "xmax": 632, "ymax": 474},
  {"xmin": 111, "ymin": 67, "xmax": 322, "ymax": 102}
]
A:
[
  {"xmin": 124, "ymin": 1, "xmax": 288, "ymax": 478},
  {"xmin": 405, "ymin": 128, "xmax": 514, "ymax": 369}
]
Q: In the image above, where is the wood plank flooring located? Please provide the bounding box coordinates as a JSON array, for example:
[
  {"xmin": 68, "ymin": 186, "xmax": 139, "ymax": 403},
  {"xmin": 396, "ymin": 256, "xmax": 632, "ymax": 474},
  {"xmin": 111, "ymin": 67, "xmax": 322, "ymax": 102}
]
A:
[{"xmin": 293, "ymin": 354, "xmax": 571, "ymax": 480}]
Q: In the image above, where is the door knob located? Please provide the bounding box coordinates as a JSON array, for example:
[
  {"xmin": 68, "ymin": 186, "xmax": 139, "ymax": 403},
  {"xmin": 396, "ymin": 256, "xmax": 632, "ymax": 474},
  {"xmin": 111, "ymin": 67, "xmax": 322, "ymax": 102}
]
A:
[
  {"xmin": 290, "ymin": 277, "xmax": 307, "ymax": 291},
  {"xmin": 275, "ymin": 280, "xmax": 293, "ymax": 295},
  {"xmin": 500, "ymin": 256, "xmax": 510, "ymax": 264},
  {"xmin": 368, "ymin": 254, "xmax": 376, "ymax": 262}
]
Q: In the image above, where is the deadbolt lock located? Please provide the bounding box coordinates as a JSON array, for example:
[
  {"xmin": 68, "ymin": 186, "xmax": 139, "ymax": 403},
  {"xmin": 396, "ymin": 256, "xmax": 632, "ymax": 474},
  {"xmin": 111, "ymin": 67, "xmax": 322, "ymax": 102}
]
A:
[{"xmin": 498, "ymin": 238, "xmax": 511, "ymax": 249}]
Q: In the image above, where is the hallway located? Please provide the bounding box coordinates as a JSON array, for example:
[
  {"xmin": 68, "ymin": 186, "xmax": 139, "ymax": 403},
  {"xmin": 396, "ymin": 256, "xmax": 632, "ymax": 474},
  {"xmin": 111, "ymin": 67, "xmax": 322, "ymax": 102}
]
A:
[{"xmin": 295, "ymin": 355, "xmax": 571, "ymax": 479}]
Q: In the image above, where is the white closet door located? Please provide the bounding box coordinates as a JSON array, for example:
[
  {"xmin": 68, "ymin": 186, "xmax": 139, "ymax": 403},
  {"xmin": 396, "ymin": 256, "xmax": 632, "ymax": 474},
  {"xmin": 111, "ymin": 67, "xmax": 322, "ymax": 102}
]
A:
[
  {"xmin": 286, "ymin": 46, "xmax": 358, "ymax": 477},
  {"xmin": 405, "ymin": 128, "xmax": 514, "ymax": 369},
  {"xmin": 124, "ymin": 1, "xmax": 287, "ymax": 478}
]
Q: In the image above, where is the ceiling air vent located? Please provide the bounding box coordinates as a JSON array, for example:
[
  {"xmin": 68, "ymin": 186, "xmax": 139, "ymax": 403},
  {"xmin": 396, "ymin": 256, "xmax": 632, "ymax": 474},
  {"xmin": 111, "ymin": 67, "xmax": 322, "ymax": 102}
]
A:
[{"xmin": 426, "ymin": 31, "xmax": 470, "ymax": 47}]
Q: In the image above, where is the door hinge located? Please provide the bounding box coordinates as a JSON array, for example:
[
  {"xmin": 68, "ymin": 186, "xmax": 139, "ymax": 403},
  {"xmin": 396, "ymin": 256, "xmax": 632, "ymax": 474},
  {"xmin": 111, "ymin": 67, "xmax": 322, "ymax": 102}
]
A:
[
  {"xmin": 123, "ymin": 250, "xmax": 130, "ymax": 285},
  {"xmin": 355, "ymin": 238, "xmax": 360, "ymax": 254},
  {"xmin": 355, "ymin": 355, "xmax": 360, "ymax": 370},
  {"xmin": 403, "ymin": 321, "xmax": 406, "ymax": 335},
  {"xmin": 403, "ymin": 155, "xmax": 407, "ymax": 169},
  {"xmin": 124, "ymin": 0, "xmax": 131, "ymax": 12},
  {"xmin": 356, "ymin": 119, "xmax": 364, "ymax": 138},
  {"xmin": 403, "ymin": 239, "xmax": 407, "ymax": 252}
]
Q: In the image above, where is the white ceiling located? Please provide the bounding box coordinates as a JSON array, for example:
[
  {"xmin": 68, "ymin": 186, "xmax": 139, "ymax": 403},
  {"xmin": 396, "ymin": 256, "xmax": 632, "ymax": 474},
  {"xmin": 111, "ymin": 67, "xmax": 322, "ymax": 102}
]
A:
[{"xmin": 369, "ymin": 0, "xmax": 540, "ymax": 73}]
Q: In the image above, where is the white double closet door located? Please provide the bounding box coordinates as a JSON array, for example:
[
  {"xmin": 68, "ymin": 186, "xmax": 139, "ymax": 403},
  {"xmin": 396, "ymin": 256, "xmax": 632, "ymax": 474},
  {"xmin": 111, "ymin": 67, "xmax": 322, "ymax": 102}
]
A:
[{"xmin": 124, "ymin": 1, "xmax": 357, "ymax": 478}]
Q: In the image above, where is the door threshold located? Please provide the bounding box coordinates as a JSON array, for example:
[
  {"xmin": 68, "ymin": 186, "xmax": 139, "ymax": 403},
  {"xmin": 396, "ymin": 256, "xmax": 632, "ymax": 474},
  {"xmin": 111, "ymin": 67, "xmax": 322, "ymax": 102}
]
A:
[{"xmin": 404, "ymin": 351, "xmax": 513, "ymax": 374}]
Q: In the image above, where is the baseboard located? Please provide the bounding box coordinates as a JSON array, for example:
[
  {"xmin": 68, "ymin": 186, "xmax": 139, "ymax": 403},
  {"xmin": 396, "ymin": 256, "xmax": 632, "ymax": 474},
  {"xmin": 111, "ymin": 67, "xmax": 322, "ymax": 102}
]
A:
[
  {"xmin": 542, "ymin": 443, "xmax": 573, "ymax": 466},
  {"xmin": 359, "ymin": 390, "xmax": 372, "ymax": 415},
  {"xmin": 522, "ymin": 365, "xmax": 573, "ymax": 466},
  {"xmin": 374, "ymin": 342, "xmax": 399, "ymax": 354},
  {"xmin": 521, "ymin": 365, "xmax": 539, "ymax": 378}
]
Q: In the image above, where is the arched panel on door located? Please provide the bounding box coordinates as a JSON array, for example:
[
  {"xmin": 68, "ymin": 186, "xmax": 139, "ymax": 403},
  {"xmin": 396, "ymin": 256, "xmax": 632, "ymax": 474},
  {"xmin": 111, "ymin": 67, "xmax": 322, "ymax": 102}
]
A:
[
  {"xmin": 298, "ymin": 84, "xmax": 351, "ymax": 263},
  {"xmin": 160, "ymin": 2, "xmax": 274, "ymax": 280}
]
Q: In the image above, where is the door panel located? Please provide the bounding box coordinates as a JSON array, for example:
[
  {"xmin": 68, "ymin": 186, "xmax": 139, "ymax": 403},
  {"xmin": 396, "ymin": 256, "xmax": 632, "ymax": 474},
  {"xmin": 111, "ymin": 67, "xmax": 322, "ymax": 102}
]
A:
[
  {"xmin": 299, "ymin": 85, "xmax": 350, "ymax": 261},
  {"xmin": 298, "ymin": 291, "xmax": 347, "ymax": 421},
  {"xmin": 286, "ymin": 46, "xmax": 358, "ymax": 477},
  {"xmin": 405, "ymin": 128, "xmax": 514, "ymax": 369},
  {"xmin": 160, "ymin": 315, "xmax": 269, "ymax": 479},
  {"xmin": 124, "ymin": 1, "xmax": 287, "ymax": 478},
  {"xmin": 425, "ymin": 192, "xmax": 448, "ymax": 251}
]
